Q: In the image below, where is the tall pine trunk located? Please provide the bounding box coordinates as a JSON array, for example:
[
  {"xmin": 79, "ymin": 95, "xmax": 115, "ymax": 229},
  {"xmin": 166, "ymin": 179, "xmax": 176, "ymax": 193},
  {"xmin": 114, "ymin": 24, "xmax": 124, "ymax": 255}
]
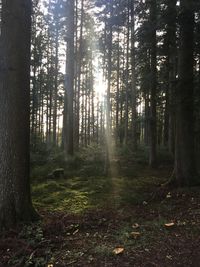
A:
[
  {"xmin": 173, "ymin": 0, "xmax": 198, "ymax": 186},
  {"xmin": 149, "ymin": 0, "xmax": 157, "ymax": 167},
  {"xmin": 165, "ymin": 0, "xmax": 177, "ymax": 154},
  {"xmin": 115, "ymin": 28, "xmax": 120, "ymax": 144},
  {"xmin": 131, "ymin": 0, "xmax": 137, "ymax": 150},
  {"xmin": 63, "ymin": 0, "xmax": 74, "ymax": 156},
  {"xmin": 0, "ymin": 0, "xmax": 38, "ymax": 228},
  {"xmin": 53, "ymin": 25, "xmax": 59, "ymax": 146},
  {"xmin": 124, "ymin": 2, "xmax": 130, "ymax": 145},
  {"xmin": 75, "ymin": 0, "xmax": 84, "ymax": 149},
  {"xmin": 104, "ymin": 4, "xmax": 113, "ymax": 175}
]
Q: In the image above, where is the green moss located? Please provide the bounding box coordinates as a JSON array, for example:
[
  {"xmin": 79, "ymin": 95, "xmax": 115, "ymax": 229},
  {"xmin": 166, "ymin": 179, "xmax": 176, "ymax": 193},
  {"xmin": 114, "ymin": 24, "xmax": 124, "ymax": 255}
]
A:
[
  {"xmin": 32, "ymin": 178, "xmax": 97, "ymax": 213},
  {"xmin": 31, "ymin": 166, "xmax": 168, "ymax": 214}
]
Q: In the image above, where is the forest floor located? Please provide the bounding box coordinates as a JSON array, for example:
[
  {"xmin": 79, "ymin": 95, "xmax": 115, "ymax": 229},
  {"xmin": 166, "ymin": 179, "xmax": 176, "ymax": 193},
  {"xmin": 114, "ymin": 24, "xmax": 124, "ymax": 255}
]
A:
[{"xmin": 0, "ymin": 152, "xmax": 200, "ymax": 267}]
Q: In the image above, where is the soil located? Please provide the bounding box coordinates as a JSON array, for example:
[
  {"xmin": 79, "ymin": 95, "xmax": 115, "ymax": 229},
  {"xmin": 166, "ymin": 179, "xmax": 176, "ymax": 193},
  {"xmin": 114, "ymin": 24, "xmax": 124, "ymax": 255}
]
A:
[{"xmin": 0, "ymin": 165, "xmax": 200, "ymax": 267}]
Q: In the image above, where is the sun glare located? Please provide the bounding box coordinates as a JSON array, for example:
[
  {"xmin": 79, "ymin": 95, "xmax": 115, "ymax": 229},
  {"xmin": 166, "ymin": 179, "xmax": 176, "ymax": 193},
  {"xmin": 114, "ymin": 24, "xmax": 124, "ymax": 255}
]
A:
[
  {"xmin": 95, "ymin": 71, "xmax": 106, "ymax": 98},
  {"xmin": 93, "ymin": 57, "xmax": 106, "ymax": 100}
]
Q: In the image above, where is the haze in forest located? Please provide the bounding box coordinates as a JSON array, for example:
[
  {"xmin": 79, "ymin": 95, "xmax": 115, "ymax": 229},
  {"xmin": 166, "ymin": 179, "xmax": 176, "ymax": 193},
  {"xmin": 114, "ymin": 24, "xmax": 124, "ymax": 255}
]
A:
[{"xmin": 0, "ymin": 0, "xmax": 200, "ymax": 266}]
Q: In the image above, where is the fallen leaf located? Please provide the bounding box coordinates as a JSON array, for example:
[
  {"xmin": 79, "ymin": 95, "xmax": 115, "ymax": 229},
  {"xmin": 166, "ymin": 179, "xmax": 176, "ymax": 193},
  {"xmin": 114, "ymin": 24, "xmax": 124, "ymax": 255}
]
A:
[
  {"xmin": 166, "ymin": 255, "xmax": 173, "ymax": 260},
  {"xmin": 47, "ymin": 264, "xmax": 53, "ymax": 267},
  {"xmin": 132, "ymin": 223, "xmax": 139, "ymax": 229},
  {"xmin": 143, "ymin": 201, "xmax": 148, "ymax": 205},
  {"xmin": 177, "ymin": 220, "xmax": 186, "ymax": 226},
  {"xmin": 113, "ymin": 247, "xmax": 124, "ymax": 255},
  {"xmin": 164, "ymin": 222, "xmax": 175, "ymax": 227},
  {"xmin": 73, "ymin": 229, "xmax": 79, "ymax": 235},
  {"xmin": 130, "ymin": 231, "xmax": 141, "ymax": 239},
  {"xmin": 166, "ymin": 192, "xmax": 171, "ymax": 198}
]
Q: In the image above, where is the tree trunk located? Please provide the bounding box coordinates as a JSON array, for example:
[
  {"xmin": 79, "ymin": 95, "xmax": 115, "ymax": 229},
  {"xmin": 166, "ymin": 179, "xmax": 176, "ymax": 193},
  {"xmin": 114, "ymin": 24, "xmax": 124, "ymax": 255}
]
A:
[
  {"xmin": 104, "ymin": 4, "xmax": 113, "ymax": 175},
  {"xmin": 131, "ymin": 0, "xmax": 137, "ymax": 150},
  {"xmin": 53, "ymin": 25, "xmax": 59, "ymax": 146},
  {"xmin": 115, "ymin": 28, "xmax": 120, "ymax": 144},
  {"xmin": 149, "ymin": 0, "xmax": 157, "ymax": 167},
  {"xmin": 124, "ymin": 1, "xmax": 130, "ymax": 145},
  {"xmin": 74, "ymin": 0, "xmax": 84, "ymax": 149},
  {"xmin": 162, "ymin": 0, "xmax": 177, "ymax": 153},
  {"xmin": 173, "ymin": 0, "xmax": 198, "ymax": 186},
  {"xmin": 0, "ymin": 0, "xmax": 38, "ymax": 229},
  {"xmin": 64, "ymin": 0, "xmax": 74, "ymax": 156}
]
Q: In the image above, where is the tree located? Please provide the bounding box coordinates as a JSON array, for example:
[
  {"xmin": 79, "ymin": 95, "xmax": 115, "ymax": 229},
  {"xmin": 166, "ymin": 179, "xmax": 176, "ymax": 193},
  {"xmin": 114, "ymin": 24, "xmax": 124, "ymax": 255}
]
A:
[
  {"xmin": 105, "ymin": 1, "xmax": 113, "ymax": 174},
  {"xmin": 124, "ymin": 0, "xmax": 130, "ymax": 145},
  {"xmin": 149, "ymin": 0, "xmax": 157, "ymax": 167},
  {"xmin": 0, "ymin": 0, "xmax": 38, "ymax": 228},
  {"xmin": 74, "ymin": 0, "xmax": 84, "ymax": 149},
  {"xmin": 173, "ymin": 0, "xmax": 198, "ymax": 186},
  {"xmin": 162, "ymin": 0, "xmax": 177, "ymax": 154},
  {"xmin": 130, "ymin": 0, "xmax": 137, "ymax": 150},
  {"xmin": 63, "ymin": 0, "xmax": 75, "ymax": 156}
]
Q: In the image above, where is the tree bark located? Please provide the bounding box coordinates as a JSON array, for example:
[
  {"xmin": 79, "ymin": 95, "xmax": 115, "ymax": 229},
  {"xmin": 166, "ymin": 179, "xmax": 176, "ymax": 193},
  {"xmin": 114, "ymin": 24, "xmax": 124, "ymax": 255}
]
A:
[
  {"xmin": 104, "ymin": 3, "xmax": 113, "ymax": 175},
  {"xmin": 74, "ymin": 0, "xmax": 84, "ymax": 149},
  {"xmin": 173, "ymin": 0, "xmax": 198, "ymax": 186},
  {"xmin": 165, "ymin": 0, "xmax": 177, "ymax": 154},
  {"xmin": 115, "ymin": 28, "xmax": 120, "ymax": 144},
  {"xmin": 131, "ymin": 0, "xmax": 137, "ymax": 150},
  {"xmin": 0, "ymin": 0, "xmax": 38, "ymax": 229},
  {"xmin": 149, "ymin": 0, "xmax": 157, "ymax": 167},
  {"xmin": 124, "ymin": 1, "xmax": 130, "ymax": 145},
  {"xmin": 63, "ymin": 0, "xmax": 74, "ymax": 156},
  {"xmin": 53, "ymin": 24, "xmax": 59, "ymax": 146}
]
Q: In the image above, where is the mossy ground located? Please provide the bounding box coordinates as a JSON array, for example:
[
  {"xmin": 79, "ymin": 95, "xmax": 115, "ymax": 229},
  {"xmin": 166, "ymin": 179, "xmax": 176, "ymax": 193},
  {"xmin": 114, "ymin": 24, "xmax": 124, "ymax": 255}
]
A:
[
  {"xmin": 1, "ymin": 149, "xmax": 200, "ymax": 267},
  {"xmin": 31, "ymin": 169, "xmax": 168, "ymax": 213}
]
